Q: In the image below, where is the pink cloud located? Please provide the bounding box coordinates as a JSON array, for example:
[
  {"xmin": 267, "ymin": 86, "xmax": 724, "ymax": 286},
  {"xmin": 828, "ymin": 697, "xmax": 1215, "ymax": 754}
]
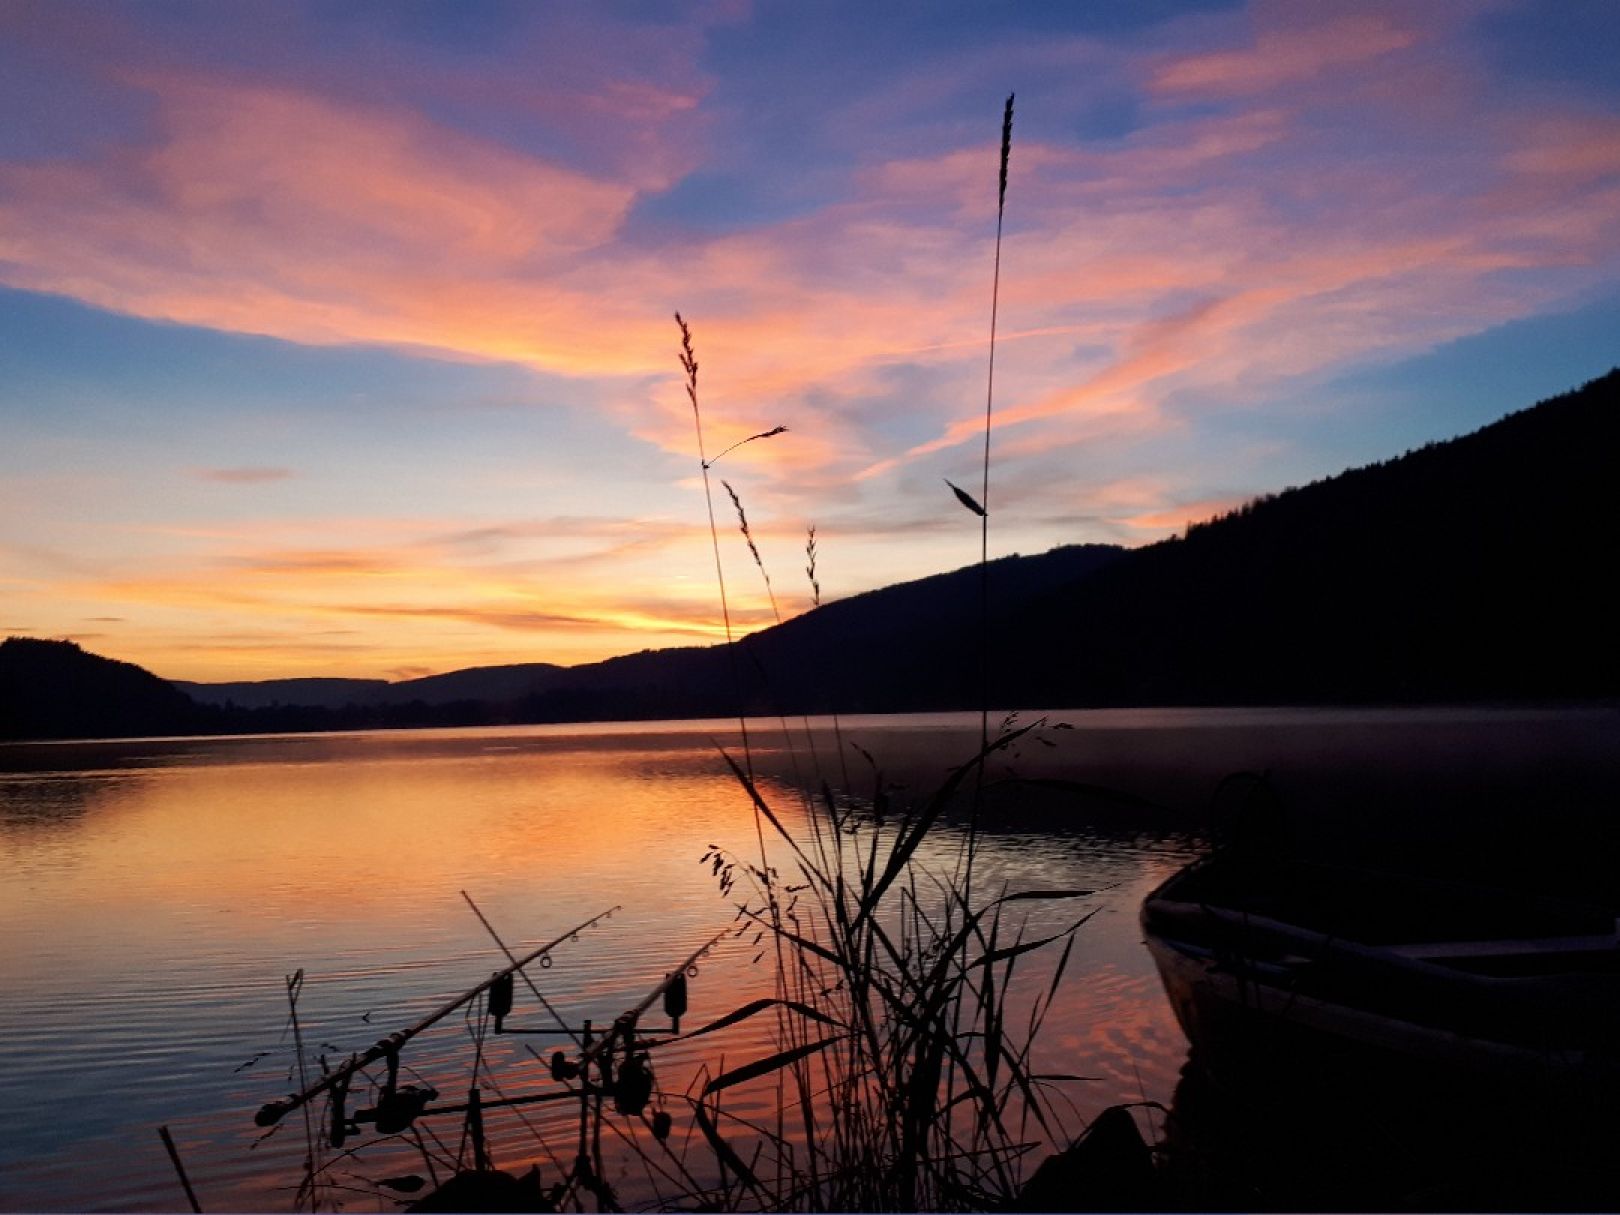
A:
[
  {"xmin": 2, "ymin": 7, "xmax": 1617, "ymax": 542},
  {"xmin": 0, "ymin": 70, "xmax": 654, "ymax": 371},
  {"xmin": 137, "ymin": 74, "xmax": 632, "ymax": 258},
  {"xmin": 1503, "ymin": 114, "xmax": 1620, "ymax": 181},
  {"xmin": 1150, "ymin": 10, "xmax": 1420, "ymax": 96}
]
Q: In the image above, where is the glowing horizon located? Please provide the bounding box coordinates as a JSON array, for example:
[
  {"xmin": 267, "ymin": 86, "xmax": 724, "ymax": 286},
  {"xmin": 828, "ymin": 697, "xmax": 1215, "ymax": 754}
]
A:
[{"xmin": 2, "ymin": 1, "xmax": 1617, "ymax": 682}]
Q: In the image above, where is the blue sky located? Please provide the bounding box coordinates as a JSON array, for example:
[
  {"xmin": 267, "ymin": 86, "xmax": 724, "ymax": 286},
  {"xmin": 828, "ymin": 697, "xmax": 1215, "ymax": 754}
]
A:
[{"xmin": 1, "ymin": 1, "xmax": 1616, "ymax": 680}]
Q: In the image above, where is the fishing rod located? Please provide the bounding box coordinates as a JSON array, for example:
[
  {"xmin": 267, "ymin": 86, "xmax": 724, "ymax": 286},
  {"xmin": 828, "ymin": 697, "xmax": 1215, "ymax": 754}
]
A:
[
  {"xmin": 254, "ymin": 905, "xmax": 619, "ymax": 1128},
  {"xmin": 585, "ymin": 926, "xmax": 725, "ymax": 1062}
]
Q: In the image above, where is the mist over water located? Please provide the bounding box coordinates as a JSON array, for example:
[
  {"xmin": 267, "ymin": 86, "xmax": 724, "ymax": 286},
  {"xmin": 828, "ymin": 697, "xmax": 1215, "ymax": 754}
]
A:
[{"xmin": 0, "ymin": 707, "xmax": 1613, "ymax": 1211}]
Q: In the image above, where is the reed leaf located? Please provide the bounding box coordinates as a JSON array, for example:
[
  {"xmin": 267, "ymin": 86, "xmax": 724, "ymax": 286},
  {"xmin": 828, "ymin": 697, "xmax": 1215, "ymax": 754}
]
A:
[
  {"xmin": 680, "ymin": 998, "xmax": 843, "ymax": 1042},
  {"xmin": 692, "ymin": 1100, "xmax": 765, "ymax": 1194},
  {"xmin": 703, "ymin": 1036, "xmax": 845, "ymax": 1096},
  {"xmin": 996, "ymin": 888, "xmax": 1095, "ymax": 903},
  {"xmin": 944, "ymin": 478, "xmax": 987, "ymax": 517},
  {"xmin": 707, "ymin": 425, "xmax": 787, "ymax": 469},
  {"xmin": 974, "ymin": 929, "xmax": 1068, "ymax": 971},
  {"xmin": 1045, "ymin": 929, "xmax": 1077, "ymax": 1007}
]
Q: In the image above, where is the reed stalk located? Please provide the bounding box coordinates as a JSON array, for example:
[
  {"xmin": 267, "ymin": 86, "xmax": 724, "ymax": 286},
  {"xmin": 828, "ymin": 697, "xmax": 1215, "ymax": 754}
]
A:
[
  {"xmin": 980, "ymin": 92, "xmax": 1014, "ymax": 751},
  {"xmin": 676, "ymin": 314, "xmax": 757, "ymax": 777},
  {"xmin": 672, "ymin": 100, "xmax": 1085, "ymax": 1199}
]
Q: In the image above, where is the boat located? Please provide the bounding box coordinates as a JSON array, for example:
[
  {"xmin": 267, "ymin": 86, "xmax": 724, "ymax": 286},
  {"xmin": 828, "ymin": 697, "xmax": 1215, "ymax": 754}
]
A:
[
  {"xmin": 1142, "ymin": 834, "xmax": 1620, "ymax": 1207},
  {"xmin": 1142, "ymin": 846, "xmax": 1620, "ymax": 1104}
]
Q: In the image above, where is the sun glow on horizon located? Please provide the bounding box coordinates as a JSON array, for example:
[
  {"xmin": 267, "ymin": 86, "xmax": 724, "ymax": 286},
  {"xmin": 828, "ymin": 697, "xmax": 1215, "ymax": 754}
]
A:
[{"xmin": 2, "ymin": 1, "xmax": 1618, "ymax": 681}]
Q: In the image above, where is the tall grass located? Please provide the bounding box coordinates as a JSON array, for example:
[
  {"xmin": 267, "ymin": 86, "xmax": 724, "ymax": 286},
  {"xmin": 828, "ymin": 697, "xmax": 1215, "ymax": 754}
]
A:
[
  {"xmin": 261, "ymin": 95, "xmax": 1090, "ymax": 1215},
  {"xmin": 642, "ymin": 92, "xmax": 1091, "ymax": 1212},
  {"xmin": 684, "ymin": 728, "xmax": 1093, "ymax": 1211}
]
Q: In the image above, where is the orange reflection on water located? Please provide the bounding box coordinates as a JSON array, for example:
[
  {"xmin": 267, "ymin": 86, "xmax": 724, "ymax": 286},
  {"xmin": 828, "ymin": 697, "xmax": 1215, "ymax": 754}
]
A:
[{"xmin": 0, "ymin": 721, "xmax": 1199, "ymax": 1211}]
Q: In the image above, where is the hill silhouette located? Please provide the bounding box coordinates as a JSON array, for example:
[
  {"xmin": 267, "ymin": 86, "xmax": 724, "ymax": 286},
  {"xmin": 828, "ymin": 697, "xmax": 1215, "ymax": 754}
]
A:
[
  {"xmin": 1002, "ymin": 368, "xmax": 1620, "ymax": 705},
  {"xmin": 344, "ymin": 367, "xmax": 1620, "ymax": 719},
  {"xmin": 519, "ymin": 543, "xmax": 1126, "ymax": 721},
  {"xmin": 161, "ymin": 545, "xmax": 1124, "ymax": 728},
  {"xmin": 0, "ymin": 637, "xmax": 200, "ymax": 740},
  {"xmin": 2, "ymin": 370, "xmax": 1615, "ymax": 741}
]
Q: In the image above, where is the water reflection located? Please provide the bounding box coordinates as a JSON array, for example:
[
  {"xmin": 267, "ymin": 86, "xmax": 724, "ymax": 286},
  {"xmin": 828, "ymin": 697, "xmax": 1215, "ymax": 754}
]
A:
[
  {"xmin": 0, "ymin": 773, "xmax": 133, "ymax": 833},
  {"xmin": 0, "ymin": 718, "xmax": 1203, "ymax": 1211},
  {"xmin": 1, "ymin": 707, "xmax": 1611, "ymax": 1210}
]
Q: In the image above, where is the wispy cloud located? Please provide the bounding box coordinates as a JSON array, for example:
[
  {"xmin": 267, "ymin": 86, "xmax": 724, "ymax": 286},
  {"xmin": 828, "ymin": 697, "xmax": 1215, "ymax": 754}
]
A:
[
  {"xmin": 1150, "ymin": 10, "xmax": 1421, "ymax": 96},
  {"xmin": 2, "ymin": 15, "xmax": 1611, "ymax": 485},
  {"xmin": 54, "ymin": 509, "xmax": 788, "ymax": 675},
  {"xmin": 191, "ymin": 466, "xmax": 294, "ymax": 484}
]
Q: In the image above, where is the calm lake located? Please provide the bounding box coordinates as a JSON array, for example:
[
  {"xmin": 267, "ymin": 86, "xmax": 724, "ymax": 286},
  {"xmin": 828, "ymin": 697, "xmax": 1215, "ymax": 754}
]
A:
[{"xmin": 1, "ymin": 707, "xmax": 1615, "ymax": 1212}]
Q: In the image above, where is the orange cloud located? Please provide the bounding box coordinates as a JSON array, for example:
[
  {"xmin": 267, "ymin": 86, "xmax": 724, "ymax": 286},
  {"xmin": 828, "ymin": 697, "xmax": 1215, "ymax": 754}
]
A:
[
  {"xmin": 1123, "ymin": 495, "xmax": 1254, "ymax": 535},
  {"xmin": 336, "ymin": 598, "xmax": 771, "ymax": 640},
  {"xmin": 37, "ymin": 508, "xmax": 807, "ymax": 679}
]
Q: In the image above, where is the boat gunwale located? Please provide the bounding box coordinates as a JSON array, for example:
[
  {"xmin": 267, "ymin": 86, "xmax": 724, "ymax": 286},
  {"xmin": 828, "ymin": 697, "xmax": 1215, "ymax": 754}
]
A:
[{"xmin": 1145, "ymin": 893, "xmax": 1620, "ymax": 985}]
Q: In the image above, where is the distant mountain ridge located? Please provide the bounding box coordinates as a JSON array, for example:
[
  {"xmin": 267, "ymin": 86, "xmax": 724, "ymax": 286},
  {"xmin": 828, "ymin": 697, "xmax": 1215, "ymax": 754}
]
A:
[
  {"xmin": 3, "ymin": 369, "xmax": 1616, "ymax": 740},
  {"xmin": 174, "ymin": 663, "xmax": 571, "ymax": 710},
  {"xmin": 172, "ymin": 545, "xmax": 1125, "ymax": 719},
  {"xmin": 172, "ymin": 676, "xmax": 391, "ymax": 710}
]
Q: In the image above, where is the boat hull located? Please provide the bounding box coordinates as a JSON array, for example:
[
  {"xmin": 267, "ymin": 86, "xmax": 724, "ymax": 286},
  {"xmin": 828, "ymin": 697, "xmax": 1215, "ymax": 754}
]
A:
[
  {"xmin": 1147, "ymin": 932, "xmax": 1610, "ymax": 1107},
  {"xmin": 1142, "ymin": 856, "xmax": 1620, "ymax": 1104},
  {"xmin": 1142, "ymin": 856, "xmax": 1620, "ymax": 1207}
]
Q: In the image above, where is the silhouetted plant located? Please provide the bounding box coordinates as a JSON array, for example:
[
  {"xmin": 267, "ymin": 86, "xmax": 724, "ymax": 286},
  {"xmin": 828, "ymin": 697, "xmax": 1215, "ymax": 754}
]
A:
[{"xmin": 635, "ymin": 93, "xmax": 1092, "ymax": 1213}]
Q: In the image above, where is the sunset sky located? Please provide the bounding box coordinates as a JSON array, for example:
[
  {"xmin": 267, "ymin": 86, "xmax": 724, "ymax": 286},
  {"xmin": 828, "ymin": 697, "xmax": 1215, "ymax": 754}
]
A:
[{"xmin": 2, "ymin": 0, "xmax": 1617, "ymax": 682}]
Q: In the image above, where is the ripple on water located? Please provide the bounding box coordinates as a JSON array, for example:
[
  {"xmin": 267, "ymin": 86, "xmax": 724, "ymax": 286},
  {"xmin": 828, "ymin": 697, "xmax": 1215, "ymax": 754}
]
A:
[{"xmin": 0, "ymin": 719, "xmax": 1221, "ymax": 1211}]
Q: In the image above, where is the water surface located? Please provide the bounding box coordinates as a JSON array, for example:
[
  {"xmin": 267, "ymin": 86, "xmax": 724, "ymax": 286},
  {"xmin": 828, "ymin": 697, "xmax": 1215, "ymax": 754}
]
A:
[{"xmin": 1, "ymin": 707, "xmax": 1612, "ymax": 1210}]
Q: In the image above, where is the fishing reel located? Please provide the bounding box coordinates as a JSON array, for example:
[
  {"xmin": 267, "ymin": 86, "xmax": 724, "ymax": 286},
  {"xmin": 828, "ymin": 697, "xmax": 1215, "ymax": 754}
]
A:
[
  {"xmin": 373, "ymin": 1084, "xmax": 438, "ymax": 1135},
  {"xmin": 613, "ymin": 1052, "xmax": 654, "ymax": 1117}
]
